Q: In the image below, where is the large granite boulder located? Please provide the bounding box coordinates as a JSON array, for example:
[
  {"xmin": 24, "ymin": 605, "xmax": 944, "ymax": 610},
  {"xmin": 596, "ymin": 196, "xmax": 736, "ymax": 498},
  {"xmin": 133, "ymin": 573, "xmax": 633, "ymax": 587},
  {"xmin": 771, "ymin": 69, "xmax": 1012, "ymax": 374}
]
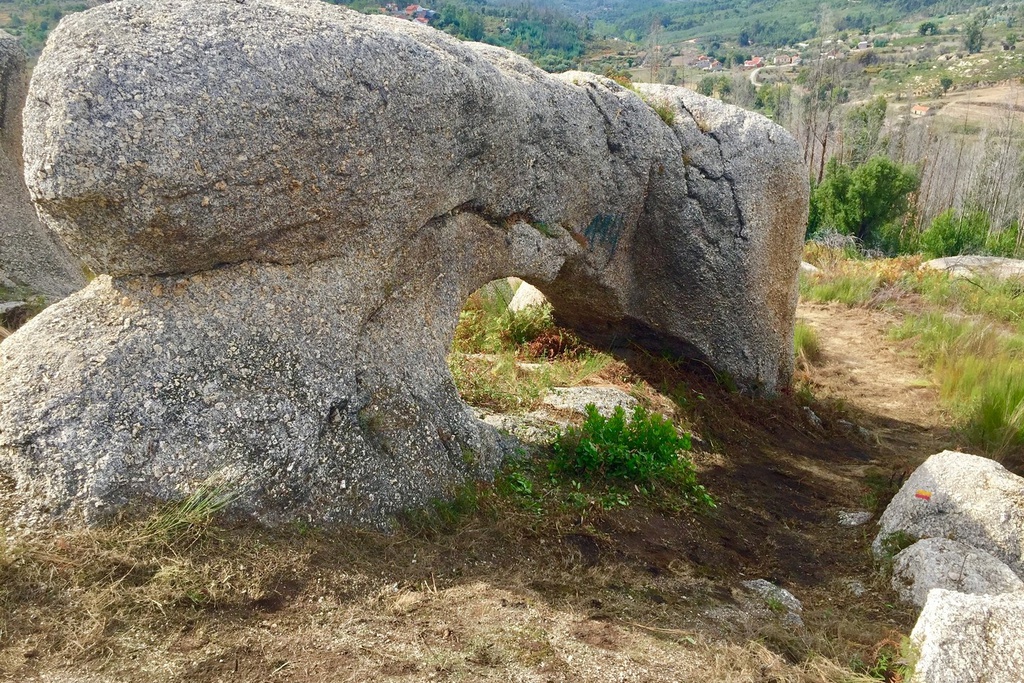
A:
[
  {"xmin": 0, "ymin": 31, "xmax": 83, "ymax": 301},
  {"xmin": 0, "ymin": 0, "xmax": 807, "ymax": 527},
  {"xmin": 873, "ymin": 451, "xmax": 1024, "ymax": 576},
  {"xmin": 910, "ymin": 589, "xmax": 1024, "ymax": 683}
]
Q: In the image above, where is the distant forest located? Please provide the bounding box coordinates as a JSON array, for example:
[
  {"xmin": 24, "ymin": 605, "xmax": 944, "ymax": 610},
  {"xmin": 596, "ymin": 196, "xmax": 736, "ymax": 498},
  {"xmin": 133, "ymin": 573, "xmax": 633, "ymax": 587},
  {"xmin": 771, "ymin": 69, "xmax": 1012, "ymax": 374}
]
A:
[{"xmin": 0, "ymin": 0, "xmax": 1005, "ymax": 68}]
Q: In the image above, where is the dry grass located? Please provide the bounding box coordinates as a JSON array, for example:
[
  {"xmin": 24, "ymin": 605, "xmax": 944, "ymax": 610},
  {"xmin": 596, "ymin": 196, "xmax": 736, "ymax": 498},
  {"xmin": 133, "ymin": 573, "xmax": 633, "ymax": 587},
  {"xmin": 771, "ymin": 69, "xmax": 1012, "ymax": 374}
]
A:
[
  {"xmin": 0, "ymin": 277, "xmax": 926, "ymax": 681},
  {"xmin": 0, "ymin": 488, "xmax": 909, "ymax": 683}
]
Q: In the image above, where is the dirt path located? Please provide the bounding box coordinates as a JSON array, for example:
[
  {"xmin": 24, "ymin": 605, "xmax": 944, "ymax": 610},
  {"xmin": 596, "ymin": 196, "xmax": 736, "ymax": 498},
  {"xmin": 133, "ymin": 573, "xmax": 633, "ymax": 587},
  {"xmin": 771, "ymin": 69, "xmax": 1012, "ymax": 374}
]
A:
[{"xmin": 798, "ymin": 301, "xmax": 952, "ymax": 463}]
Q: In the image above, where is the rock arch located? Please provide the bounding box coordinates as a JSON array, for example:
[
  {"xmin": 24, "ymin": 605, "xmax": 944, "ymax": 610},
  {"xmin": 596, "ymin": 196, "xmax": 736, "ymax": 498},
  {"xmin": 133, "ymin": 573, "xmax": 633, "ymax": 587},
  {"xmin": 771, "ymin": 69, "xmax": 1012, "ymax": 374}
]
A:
[{"xmin": 0, "ymin": 0, "xmax": 807, "ymax": 526}]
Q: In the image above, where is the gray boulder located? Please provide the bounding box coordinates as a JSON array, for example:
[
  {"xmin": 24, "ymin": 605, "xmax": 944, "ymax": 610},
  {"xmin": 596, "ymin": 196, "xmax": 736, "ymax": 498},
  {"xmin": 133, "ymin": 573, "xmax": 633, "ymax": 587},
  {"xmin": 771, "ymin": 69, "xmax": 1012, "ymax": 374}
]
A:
[
  {"xmin": 0, "ymin": 31, "xmax": 83, "ymax": 301},
  {"xmin": 873, "ymin": 451, "xmax": 1024, "ymax": 576},
  {"xmin": 540, "ymin": 386, "xmax": 639, "ymax": 418},
  {"xmin": 741, "ymin": 578, "xmax": 804, "ymax": 628},
  {"xmin": 891, "ymin": 538, "xmax": 1024, "ymax": 607},
  {"xmin": 910, "ymin": 589, "xmax": 1024, "ymax": 683},
  {"xmin": 1, "ymin": 0, "xmax": 807, "ymax": 527},
  {"xmin": 23, "ymin": 0, "xmax": 806, "ymax": 392}
]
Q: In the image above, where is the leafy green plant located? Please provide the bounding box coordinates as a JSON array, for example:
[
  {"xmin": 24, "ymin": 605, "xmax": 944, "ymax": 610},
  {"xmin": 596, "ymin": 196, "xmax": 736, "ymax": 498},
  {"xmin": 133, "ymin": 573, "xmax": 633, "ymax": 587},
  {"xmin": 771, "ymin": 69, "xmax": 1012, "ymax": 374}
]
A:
[
  {"xmin": 808, "ymin": 155, "xmax": 919, "ymax": 249},
  {"xmin": 552, "ymin": 404, "xmax": 713, "ymax": 508}
]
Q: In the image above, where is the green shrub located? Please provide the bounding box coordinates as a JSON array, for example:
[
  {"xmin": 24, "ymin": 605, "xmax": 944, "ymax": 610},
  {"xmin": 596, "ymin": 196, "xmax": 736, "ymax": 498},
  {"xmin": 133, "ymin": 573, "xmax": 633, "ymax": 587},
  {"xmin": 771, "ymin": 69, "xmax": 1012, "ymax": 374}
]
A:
[
  {"xmin": 552, "ymin": 404, "xmax": 713, "ymax": 507},
  {"xmin": 920, "ymin": 207, "xmax": 989, "ymax": 258},
  {"xmin": 502, "ymin": 304, "xmax": 555, "ymax": 347}
]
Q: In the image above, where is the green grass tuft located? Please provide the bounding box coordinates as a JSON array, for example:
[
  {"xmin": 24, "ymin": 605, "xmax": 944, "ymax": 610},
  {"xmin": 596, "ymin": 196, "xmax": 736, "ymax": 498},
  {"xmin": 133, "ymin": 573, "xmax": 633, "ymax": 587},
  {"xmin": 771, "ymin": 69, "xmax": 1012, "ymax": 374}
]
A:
[
  {"xmin": 799, "ymin": 271, "xmax": 881, "ymax": 306},
  {"xmin": 892, "ymin": 312, "xmax": 1024, "ymax": 463},
  {"xmin": 794, "ymin": 320, "xmax": 824, "ymax": 366},
  {"xmin": 140, "ymin": 478, "xmax": 238, "ymax": 546}
]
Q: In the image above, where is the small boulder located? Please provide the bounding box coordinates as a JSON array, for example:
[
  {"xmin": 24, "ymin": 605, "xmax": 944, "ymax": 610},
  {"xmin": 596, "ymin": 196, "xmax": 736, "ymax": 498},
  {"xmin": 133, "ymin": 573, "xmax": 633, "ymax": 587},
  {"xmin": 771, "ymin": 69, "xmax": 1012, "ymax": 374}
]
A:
[
  {"xmin": 508, "ymin": 282, "xmax": 548, "ymax": 312},
  {"xmin": 541, "ymin": 387, "xmax": 638, "ymax": 418},
  {"xmin": 891, "ymin": 538, "xmax": 1024, "ymax": 607},
  {"xmin": 873, "ymin": 451, "xmax": 1024, "ymax": 576},
  {"xmin": 910, "ymin": 589, "xmax": 1024, "ymax": 683},
  {"xmin": 741, "ymin": 578, "xmax": 804, "ymax": 628},
  {"xmin": 799, "ymin": 261, "xmax": 821, "ymax": 275},
  {"xmin": 837, "ymin": 510, "xmax": 872, "ymax": 527}
]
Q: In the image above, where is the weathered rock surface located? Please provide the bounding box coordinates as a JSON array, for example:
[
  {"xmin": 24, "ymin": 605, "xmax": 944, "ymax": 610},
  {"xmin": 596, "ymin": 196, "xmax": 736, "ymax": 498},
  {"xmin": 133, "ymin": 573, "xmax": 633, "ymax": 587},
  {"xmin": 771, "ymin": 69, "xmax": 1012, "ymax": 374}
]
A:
[
  {"xmin": 1, "ymin": 0, "xmax": 807, "ymax": 526},
  {"xmin": 0, "ymin": 31, "xmax": 83, "ymax": 300},
  {"xmin": 23, "ymin": 0, "xmax": 806, "ymax": 391},
  {"xmin": 922, "ymin": 256, "xmax": 1024, "ymax": 280},
  {"xmin": 873, "ymin": 451, "xmax": 1024, "ymax": 576},
  {"xmin": 910, "ymin": 589, "xmax": 1024, "ymax": 683},
  {"xmin": 892, "ymin": 538, "xmax": 1024, "ymax": 607}
]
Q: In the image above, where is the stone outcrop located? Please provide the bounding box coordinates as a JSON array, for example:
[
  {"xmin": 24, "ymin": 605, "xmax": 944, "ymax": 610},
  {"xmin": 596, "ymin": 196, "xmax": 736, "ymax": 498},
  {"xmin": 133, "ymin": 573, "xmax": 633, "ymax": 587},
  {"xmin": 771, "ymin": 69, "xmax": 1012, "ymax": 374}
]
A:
[
  {"xmin": 873, "ymin": 451, "xmax": 1024, "ymax": 576},
  {"xmin": 891, "ymin": 538, "xmax": 1024, "ymax": 607},
  {"xmin": 0, "ymin": 31, "xmax": 83, "ymax": 301},
  {"xmin": 0, "ymin": 0, "xmax": 807, "ymax": 526},
  {"xmin": 922, "ymin": 256, "xmax": 1024, "ymax": 280},
  {"xmin": 910, "ymin": 589, "xmax": 1024, "ymax": 683}
]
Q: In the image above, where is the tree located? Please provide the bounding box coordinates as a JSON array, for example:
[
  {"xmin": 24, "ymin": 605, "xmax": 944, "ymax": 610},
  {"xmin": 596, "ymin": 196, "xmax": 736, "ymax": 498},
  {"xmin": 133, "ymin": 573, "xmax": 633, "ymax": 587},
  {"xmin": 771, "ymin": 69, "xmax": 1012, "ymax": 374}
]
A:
[
  {"xmin": 940, "ymin": 76, "xmax": 954, "ymax": 94},
  {"xmin": 918, "ymin": 21, "xmax": 938, "ymax": 36},
  {"xmin": 963, "ymin": 11, "xmax": 988, "ymax": 54}
]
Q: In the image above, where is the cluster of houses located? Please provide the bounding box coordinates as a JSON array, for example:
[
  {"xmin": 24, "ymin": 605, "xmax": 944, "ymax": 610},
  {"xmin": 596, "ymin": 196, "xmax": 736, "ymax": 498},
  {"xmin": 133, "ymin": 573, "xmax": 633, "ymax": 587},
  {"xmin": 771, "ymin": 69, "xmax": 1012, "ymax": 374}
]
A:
[
  {"xmin": 689, "ymin": 52, "xmax": 803, "ymax": 71},
  {"xmin": 740, "ymin": 54, "xmax": 802, "ymax": 69},
  {"xmin": 691, "ymin": 55, "xmax": 724, "ymax": 71},
  {"xmin": 771, "ymin": 53, "xmax": 803, "ymax": 66},
  {"xmin": 381, "ymin": 3, "xmax": 436, "ymax": 23}
]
